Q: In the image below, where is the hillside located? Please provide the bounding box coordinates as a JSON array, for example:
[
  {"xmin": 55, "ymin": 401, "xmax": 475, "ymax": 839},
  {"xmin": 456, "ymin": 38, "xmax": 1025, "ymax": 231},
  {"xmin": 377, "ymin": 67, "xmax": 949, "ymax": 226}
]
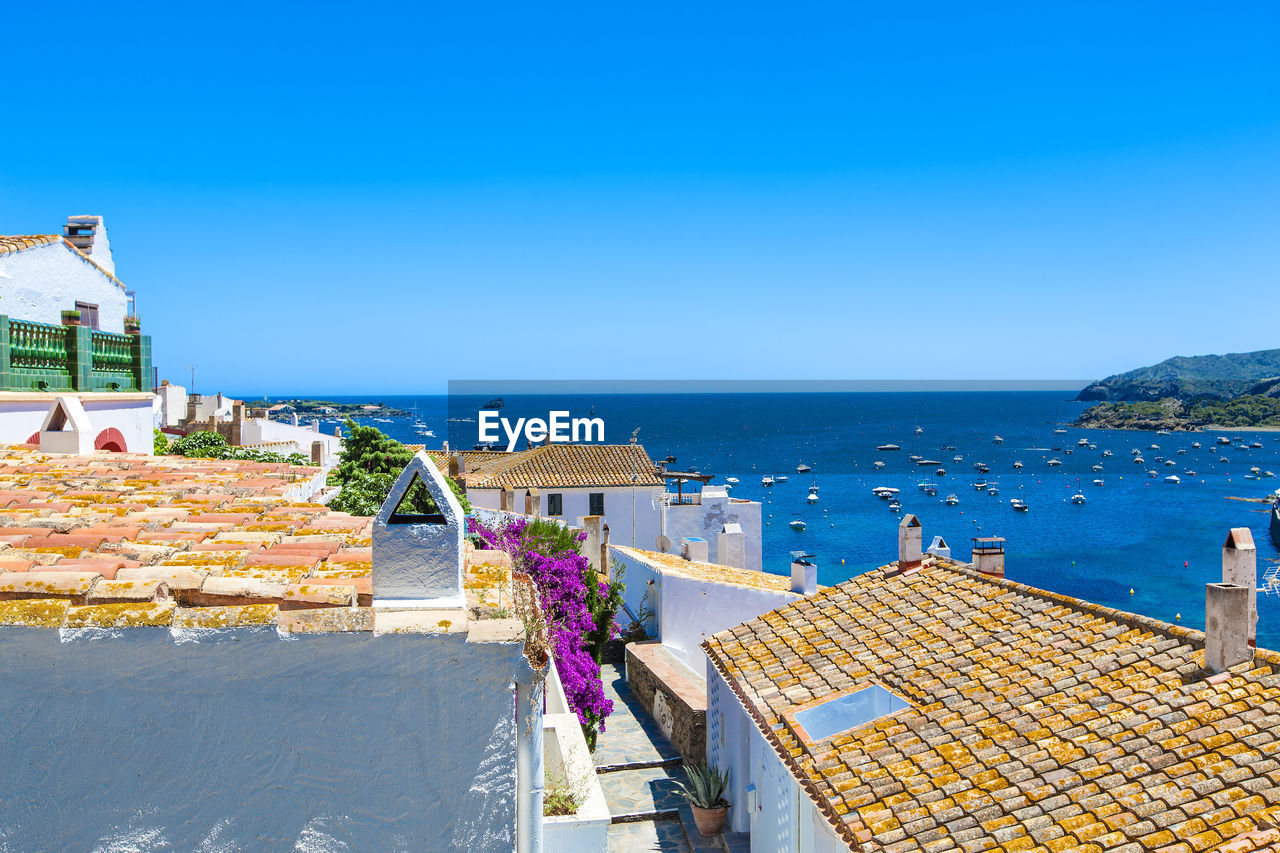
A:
[
  {"xmin": 1075, "ymin": 396, "xmax": 1280, "ymax": 430},
  {"xmin": 1076, "ymin": 349, "xmax": 1280, "ymax": 402}
]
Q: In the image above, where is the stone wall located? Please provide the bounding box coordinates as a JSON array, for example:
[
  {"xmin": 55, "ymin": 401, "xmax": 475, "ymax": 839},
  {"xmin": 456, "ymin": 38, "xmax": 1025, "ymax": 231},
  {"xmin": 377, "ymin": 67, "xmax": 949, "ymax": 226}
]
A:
[{"xmin": 625, "ymin": 640, "xmax": 706, "ymax": 763}]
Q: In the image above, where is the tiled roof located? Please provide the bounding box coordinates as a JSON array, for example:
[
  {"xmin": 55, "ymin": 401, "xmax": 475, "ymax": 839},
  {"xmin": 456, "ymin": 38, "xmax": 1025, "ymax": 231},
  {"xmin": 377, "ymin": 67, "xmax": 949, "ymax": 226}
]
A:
[
  {"xmin": 704, "ymin": 556, "xmax": 1280, "ymax": 852},
  {"xmin": 0, "ymin": 234, "xmax": 125, "ymax": 288},
  {"xmin": 0, "ymin": 447, "xmax": 512, "ymax": 632},
  {"xmin": 461, "ymin": 444, "xmax": 663, "ymax": 489},
  {"xmin": 0, "ymin": 235, "xmax": 61, "ymax": 255},
  {"xmin": 615, "ymin": 545, "xmax": 796, "ymax": 593}
]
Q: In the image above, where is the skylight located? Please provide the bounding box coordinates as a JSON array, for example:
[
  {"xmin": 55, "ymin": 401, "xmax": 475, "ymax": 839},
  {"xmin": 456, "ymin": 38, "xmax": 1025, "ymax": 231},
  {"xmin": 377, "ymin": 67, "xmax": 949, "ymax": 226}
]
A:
[{"xmin": 792, "ymin": 684, "xmax": 910, "ymax": 742}]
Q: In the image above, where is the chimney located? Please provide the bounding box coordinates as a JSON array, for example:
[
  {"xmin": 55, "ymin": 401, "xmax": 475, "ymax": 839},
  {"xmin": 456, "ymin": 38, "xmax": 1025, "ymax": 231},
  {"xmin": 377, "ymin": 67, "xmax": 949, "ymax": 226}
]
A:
[
  {"xmin": 232, "ymin": 402, "xmax": 245, "ymax": 423},
  {"xmin": 290, "ymin": 413, "xmax": 299, "ymax": 427},
  {"xmin": 926, "ymin": 535, "xmax": 951, "ymax": 560},
  {"xmin": 1222, "ymin": 528, "xmax": 1257, "ymax": 647},
  {"xmin": 581, "ymin": 516, "xmax": 605, "ymax": 574},
  {"xmin": 64, "ymin": 215, "xmax": 115, "ymax": 276},
  {"xmin": 450, "ymin": 451, "xmax": 465, "ymax": 478},
  {"xmin": 898, "ymin": 514, "xmax": 923, "ymax": 568},
  {"xmin": 972, "ymin": 537, "xmax": 1005, "ymax": 577},
  {"xmin": 310, "ymin": 441, "xmax": 324, "ymax": 465},
  {"xmin": 1205, "ymin": 583, "xmax": 1252, "ymax": 674},
  {"xmin": 790, "ymin": 551, "xmax": 817, "ymax": 595},
  {"xmin": 680, "ymin": 537, "xmax": 709, "ymax": 563}
]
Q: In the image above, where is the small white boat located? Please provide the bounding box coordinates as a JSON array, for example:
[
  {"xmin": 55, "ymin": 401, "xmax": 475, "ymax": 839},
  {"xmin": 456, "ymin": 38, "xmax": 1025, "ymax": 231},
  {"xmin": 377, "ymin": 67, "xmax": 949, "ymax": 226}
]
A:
[
  {"xmin": 1013, "ymin": 461, "xmax": 1023, "ymax": 469},
  {"xmin": 774, "ymin": 474, "xmax": 789, "ymax": 483},
  {"xmin": 1250, "ymin": 441, "xmax": 1264, "ymax": 449},
  {"xmin": 1091, "ymin": 464, "xmax": 1103, "ymax": 472},
  {"xmin": 909, "ymin": 454, "xmax": 923, "ymax": 462},
  {"xmin": 1177, "ymin": 449, "xmax": 1187, "ymax": 455},
  {"xmin": 873, "ymin": 461, "xmax": 886, "ymax": 469},
  {"xmin": 1134, "ymin": 457, "xmax": 1145, "ymax": 464},
  {"xmin": 1150, "ymin": 444, "xmax": 1160, "ymax": 450},
  {"xmin": 987, "ymin": 485, "xmax": 1000, "ymax": 496},
  {"xmin": 877, "ymin": 444, "xmax": 900, "ymax": 451},
  {"xmin": 918, "ymin": 482, "xmax": 938, "ymax": 496},
  {"xmin": 1218, "ymin": 436, "xmax": 1232, "ymax": 445},
  {"xmin": 1185, "ymin": 470, "xmax": 1197, "ymax": 476},
  {"xmin": 1010, "ymin": 497, "xmax": 1029, "ymax": 512},
  {"xmin": 888, "ymin": 499, "xmax": 902, "ymax": 511},
  {"xmin": 1220, "ymin": 457, "xmax": 1230, "ymax": 463},
  {"xmin": 1071, "ymin": 492, "xmax": 1087, "ymax": 504},
  {"xmin": 761, "ymin": 475, "xmax": 774, "ymax": 486},
  {"xmin": 789, "ymin": 519, "xmax": 806, "ymax": 531},
  {"xmin": 993, "ymin": 436, "xmax": 1004, "ymax": 444},
  {"xmin": 872, "ymin": 487, "xmax": 899, "ymax": 499},
  {"xmin": 726, "ymin": 477, "xmax": 740, "ymax": 484},
  {"xmin": 1078, "ymin": 438, "xmax": 1089, "ymax": 447},
  {"xmin": 796, "ymin": 463, "xmax": 811, "ymax": 473},
  {"xmin": 1047, "ymin": 458, "xmax": 1062, "ymax": 466},
  {"xmin": 807, "ymin": 484, "xmax": 820, "ymax": 503},
  {"xmin": 944, "ymin": 493, "xmax": 960, "ymax": 506},
  {"xmin": 1147, "ymin": 470, "xmax": 1158, "ymax": 478},
  {"xmin": 914, "ymin": 426, "xmax": 924, "ymax": 435},
  {"xmin": 1165, "ymin": 474, "xmax": 1181, "ymax": 484},
  {"xmin": 1102, "ymin": 450, "xmax": 1113, "ymax": 457},
  {"xmin": 1054, "ymin": 428, "xmax": 1067, "ymax": 435},
  {"xmin": 1157, "ymin": 429, "xmax": 1171, "ymax": 436},
  {"xmin": 1191, "ymin": 442, "xmax": 1202, "ymax": 449},
  {"xmin": 1262, "ymin": 471, "xmax": 1276, "ymax": 478},
  {"xmin": 935, "ymin": 467, "xmax": 947, "ymax": 476},
  {"xmin": 1131, "ymin": 448, "xmax": 1142, "ymax": 455},
  {"xmin": 1093, "ymin": 479, "xmax": 1104, "ymax": 486},
  {"xmin": 953, "ymin": 455, "xmax": 963, "ymax": 463}
]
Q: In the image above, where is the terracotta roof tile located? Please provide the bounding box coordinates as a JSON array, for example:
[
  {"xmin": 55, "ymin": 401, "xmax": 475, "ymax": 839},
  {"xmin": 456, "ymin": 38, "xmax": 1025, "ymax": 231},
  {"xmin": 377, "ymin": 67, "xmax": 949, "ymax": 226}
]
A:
[
  {"xmin": 704, "ymin": 558, "xmax": 1280, "ymax": 851},
  {"xmin": 461, "ymin": 443, "xmax": 663, "ymax": 489}
]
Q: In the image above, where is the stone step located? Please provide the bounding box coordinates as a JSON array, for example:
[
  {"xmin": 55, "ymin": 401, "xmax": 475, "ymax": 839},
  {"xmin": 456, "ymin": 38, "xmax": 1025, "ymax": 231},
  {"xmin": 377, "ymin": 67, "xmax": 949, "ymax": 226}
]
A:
[
  {"xmin": 607, "ymin": 816, "xmax": 690, "ymax": 853},
  {"xmin": 600, "ymin": 764, "xmax": 688, "ymax": 823},
  {"xmin": 595, "ymin": 754, "xmax": 683, "ymax": 774}
]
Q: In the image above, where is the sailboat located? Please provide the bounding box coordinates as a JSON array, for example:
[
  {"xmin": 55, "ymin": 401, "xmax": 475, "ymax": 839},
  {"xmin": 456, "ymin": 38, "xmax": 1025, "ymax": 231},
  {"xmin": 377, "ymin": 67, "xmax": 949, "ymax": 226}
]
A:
[
  {"xmin": 796, "ymin": 462, "xmax": 811, "ymax": 473},
  {"xmin": 789, "ymin": 517, "xmax": 807, "ymax": 531},
  {"xmin": 806, "ymin": 476, "xmax": 819, "ymax": 503}
]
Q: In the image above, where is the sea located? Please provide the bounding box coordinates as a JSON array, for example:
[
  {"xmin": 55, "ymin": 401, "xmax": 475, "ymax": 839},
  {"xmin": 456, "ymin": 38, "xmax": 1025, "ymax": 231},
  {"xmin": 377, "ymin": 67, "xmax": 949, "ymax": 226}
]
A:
[{"xmin": 267, "ymin": 391, "xmax": 1280, "ymax": 648}]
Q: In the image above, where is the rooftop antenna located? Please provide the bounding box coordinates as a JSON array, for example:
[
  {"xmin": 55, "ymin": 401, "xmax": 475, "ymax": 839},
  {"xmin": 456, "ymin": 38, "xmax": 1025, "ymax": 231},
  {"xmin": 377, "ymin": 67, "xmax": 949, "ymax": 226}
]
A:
[{"xmin": 185, "ymin": 364, "xmax": 196, "ymax": 395}]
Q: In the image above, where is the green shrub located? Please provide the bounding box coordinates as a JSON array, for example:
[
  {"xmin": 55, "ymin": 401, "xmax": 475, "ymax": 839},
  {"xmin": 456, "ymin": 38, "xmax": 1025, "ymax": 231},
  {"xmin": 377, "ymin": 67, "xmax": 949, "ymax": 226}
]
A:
[{"xmin": 153, "ymin": 428, "xmax": 169, "ymax": 455}]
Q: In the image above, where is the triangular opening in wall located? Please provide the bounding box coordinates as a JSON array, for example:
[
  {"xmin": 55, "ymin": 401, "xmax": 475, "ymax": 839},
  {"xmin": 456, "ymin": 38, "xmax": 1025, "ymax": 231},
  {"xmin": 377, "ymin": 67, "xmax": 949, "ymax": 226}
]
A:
[
  {"xmin": 388, "ymin": 471, "xmax": 446, "ymax": 525},
  {"xmin": 46, "ymin": 404, "xmax": 69, "ymax": 432}
]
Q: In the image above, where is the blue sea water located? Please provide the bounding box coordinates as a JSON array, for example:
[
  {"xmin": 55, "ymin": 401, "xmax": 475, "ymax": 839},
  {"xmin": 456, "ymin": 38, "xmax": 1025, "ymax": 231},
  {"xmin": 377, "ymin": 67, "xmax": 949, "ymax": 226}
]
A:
[{"xmin": 271, "ymin": 391, "xmax": 1280, "ymax": 647}]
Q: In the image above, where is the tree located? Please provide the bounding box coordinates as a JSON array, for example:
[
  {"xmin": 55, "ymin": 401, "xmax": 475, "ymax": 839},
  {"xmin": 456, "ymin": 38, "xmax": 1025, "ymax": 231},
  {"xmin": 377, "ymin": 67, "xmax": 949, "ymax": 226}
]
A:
[{"xmin": 328, "ymin": 419, "xmax": 471, "ymax": 515}]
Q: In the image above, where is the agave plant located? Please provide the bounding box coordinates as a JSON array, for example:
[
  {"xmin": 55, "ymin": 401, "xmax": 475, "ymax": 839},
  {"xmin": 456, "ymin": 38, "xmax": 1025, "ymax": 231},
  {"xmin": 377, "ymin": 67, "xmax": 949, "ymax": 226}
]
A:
[{"xmin": 673, "ymin": 761, "xmax": 731, "ymax": 809}]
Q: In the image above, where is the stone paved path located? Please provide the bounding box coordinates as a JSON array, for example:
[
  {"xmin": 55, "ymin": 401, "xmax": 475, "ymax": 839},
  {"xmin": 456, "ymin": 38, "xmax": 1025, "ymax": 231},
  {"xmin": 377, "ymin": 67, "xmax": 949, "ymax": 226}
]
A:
[{"xmin": 597, "ymin": 662, "xmax": 692, "ymax": 852}]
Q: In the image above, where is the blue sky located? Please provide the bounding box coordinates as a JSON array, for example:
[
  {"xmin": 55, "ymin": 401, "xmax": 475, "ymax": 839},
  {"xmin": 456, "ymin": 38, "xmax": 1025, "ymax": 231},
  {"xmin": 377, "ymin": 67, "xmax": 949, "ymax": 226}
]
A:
[{"xmin": 1, "ymin": 1, "xmax": 1277, "ymax": 394}]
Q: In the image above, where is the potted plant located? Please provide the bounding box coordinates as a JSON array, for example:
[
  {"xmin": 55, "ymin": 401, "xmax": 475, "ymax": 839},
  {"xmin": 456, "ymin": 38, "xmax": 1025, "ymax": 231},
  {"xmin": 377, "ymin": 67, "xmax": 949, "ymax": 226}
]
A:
[
  {"xmin": 123, "ymin": 314, "xmax": 141, "ymax": 335},
  {"xmin": 60, "ymin": 309, "xmax": 80, "ymax": 326},
  {"xmin": 673, "ymin": 761, "xmax": 731, "ymax": 836}
]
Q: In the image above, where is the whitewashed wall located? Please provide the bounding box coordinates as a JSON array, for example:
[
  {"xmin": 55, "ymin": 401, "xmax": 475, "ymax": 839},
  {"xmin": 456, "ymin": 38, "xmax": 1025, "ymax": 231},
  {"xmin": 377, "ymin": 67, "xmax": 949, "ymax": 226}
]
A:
[
  {"xmin": 0, "ymin": 393, "xmax": 155, "ymax": 454},
  {"xmin": 0, "ymin": 242, "xmax": 128, "ymax": 332},
  {"xmin": 469, "ymin": 485, "xmax": 665, "ymax": 550},
  {"xmin": 0, "ymin": 626, "xmax": 527, "ymax": 851},
  {"xmin": 242, "ymin": 417, "xmax": 342, "ymax": 466},
  {"xmin": 663, "ymin": 493, "xmax": 763, "ymax": 572},
  {"xmin": 610, "ymin": 546, "xmax": 799, "ymax": 673}
]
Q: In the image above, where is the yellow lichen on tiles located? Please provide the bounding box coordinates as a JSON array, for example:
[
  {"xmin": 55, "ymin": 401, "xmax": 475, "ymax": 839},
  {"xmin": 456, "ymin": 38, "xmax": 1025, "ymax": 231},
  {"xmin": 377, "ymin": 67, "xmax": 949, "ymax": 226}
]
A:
[
  {"xmin": 172, "ymin": 604, "xmax": 277, "ymax": 629},
  {"xmin": 65, "ymin": 601, "xmax": 175, "ymax": 628},
  {"xmin": 0, "ymin": 598, "xmax": 69, "ymax": 627}
]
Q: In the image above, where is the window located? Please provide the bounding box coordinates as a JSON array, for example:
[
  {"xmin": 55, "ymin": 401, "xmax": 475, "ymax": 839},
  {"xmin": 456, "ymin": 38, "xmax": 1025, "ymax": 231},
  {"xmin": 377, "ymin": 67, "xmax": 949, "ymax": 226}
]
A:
[
  {"xmin": 75, "ymin": 302, "xmax": 100, "ymax": 330},
  {"xmin": 548, "ymin": 493, "xmax": 563, "ymax": 516},
  {"xmin": 790, "ymin": 684, "xmax": 911, "ymax": 743},
  {"xmin": 589, "ymin": 492, "xmax": 605, "ymax": 516}
]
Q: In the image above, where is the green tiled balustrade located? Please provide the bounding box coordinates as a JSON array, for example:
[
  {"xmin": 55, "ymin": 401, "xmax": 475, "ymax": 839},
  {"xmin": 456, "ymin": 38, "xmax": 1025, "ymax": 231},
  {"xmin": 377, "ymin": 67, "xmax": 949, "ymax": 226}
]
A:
[{"xmin": 0, "ymin": 315, "xmax": 151, "ymax": 393}]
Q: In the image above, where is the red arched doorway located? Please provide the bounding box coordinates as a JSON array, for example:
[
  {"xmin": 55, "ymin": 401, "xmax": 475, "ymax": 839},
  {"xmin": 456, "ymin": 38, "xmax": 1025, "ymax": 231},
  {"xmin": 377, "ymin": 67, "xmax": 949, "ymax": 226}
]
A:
[{"xmin": 94, "ymin": 428, "xmax": 127, "ymax": 453}]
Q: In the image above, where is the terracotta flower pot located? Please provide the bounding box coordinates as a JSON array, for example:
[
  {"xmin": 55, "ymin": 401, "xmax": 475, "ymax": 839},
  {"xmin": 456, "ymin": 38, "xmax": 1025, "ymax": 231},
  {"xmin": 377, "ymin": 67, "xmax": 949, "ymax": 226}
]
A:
[{"xmin": 690, "ymin": 804, "xmax": 729, "ymax": 836}]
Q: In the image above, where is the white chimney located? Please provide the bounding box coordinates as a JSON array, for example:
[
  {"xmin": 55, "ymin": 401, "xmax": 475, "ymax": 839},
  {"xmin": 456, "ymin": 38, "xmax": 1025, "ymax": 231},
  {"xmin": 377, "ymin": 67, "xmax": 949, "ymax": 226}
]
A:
[
  {"xmin": 926, "ymin": 535, "xmax": 951, "ymax": 560},
  {"xmin": 680, "ymin": 537, "xmax": 709, "ymax": 563},
  {"xmin": 64, "ymin": 215, "xmax": 115, "ymax": 276},
  {"xmin": 898, "ymin": 514, "xmax": 923, "ymax": 568},
  {"xmin": 972, "ymin": 537, "xmax": 1005, "ymax": 577},
  {"xmin": 1205, "ymin": 582, "xmax": 1252, "ymax": 674},
  {"xmin": 790, "ymin": 552, "xmax": 817, "ymax": 595},
  {"xmin": 1222, "ymin": 528, "xmax": 1257, "ymax": 647}
]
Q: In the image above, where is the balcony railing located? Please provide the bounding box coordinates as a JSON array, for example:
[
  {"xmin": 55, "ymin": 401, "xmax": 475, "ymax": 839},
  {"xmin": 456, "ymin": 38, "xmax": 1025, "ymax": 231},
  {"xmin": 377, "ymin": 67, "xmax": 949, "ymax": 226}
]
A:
[{"xmin": 0, "ymin": 316, "xmax": 151, "ymax": 393}]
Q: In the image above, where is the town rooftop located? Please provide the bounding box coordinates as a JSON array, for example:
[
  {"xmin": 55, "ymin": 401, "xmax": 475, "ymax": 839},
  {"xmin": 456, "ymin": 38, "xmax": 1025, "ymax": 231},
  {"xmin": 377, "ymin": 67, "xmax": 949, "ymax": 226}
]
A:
[{"xmin": 705, "ymin": 554, "xmax": 1280, "ymax": 851}]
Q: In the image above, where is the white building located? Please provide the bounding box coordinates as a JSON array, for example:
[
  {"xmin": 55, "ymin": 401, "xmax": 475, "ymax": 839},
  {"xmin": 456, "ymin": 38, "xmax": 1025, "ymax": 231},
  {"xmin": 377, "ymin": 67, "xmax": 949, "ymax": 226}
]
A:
[
  {"xmin": 0, "ymin": 217, "xmax": 155, "ymax": 454},
  {"xmin": 459, "ymin": 444, "xmax": 763, "ymax": 570},
  {"xmin": 460, "ymin": 444, "xmax": 668, "ymax": 549}
]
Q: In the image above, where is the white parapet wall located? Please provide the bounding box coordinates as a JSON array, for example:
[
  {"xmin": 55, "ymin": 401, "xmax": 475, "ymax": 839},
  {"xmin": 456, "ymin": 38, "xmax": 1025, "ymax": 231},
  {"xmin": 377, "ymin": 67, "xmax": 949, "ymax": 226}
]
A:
[
  {"xmin": 542, "ymin": 661, "xmax": 610, "ymax": 853},
  {"xmin": 0, "ymin": 391, "xmax": 156, "ymax": 454},
  {"xmin": 0, "ymin": 625, "xmax": 529, "ymax": 851},
  {"xmin": 610, "ymin": 545, "xmax": 803, "ymax": 674}
]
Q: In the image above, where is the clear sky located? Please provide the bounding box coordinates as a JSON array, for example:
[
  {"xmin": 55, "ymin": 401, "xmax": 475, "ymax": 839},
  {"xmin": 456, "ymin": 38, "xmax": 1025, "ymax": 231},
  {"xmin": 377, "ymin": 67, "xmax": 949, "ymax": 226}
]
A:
[{"xmin": 1, "ymin": 2, "xmax": 1276, "ymax": 394}]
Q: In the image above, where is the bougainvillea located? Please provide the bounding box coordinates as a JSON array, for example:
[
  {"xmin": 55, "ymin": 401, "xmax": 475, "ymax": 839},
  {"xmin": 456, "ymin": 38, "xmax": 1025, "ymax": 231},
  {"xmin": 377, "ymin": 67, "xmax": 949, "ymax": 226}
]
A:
[{"xmin": 469, "ymin": 515, "xmax": 617, "ymax": 748}]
